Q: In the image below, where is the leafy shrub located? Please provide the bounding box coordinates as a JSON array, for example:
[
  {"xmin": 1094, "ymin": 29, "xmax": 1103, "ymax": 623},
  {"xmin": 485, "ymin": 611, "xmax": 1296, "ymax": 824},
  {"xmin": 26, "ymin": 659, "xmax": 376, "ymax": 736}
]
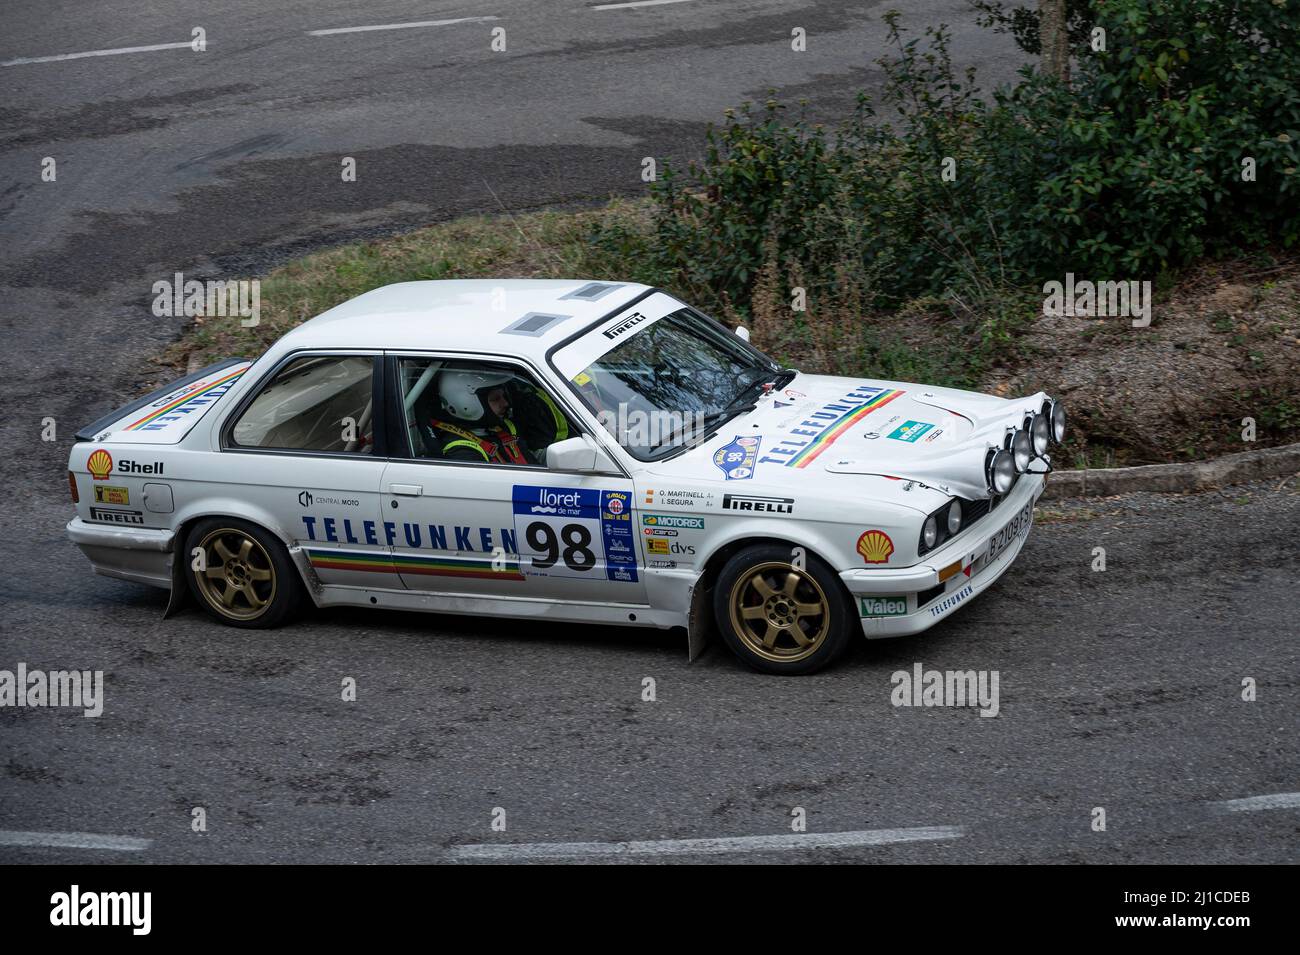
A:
[{"xmin": 604, "ymin": 0, "xmax": 1300, "ymax": 320}]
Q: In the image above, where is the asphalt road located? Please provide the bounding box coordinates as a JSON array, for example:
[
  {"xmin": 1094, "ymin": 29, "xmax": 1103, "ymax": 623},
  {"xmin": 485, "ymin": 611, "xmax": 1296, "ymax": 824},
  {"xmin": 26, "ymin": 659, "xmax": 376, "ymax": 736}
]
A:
[{"xmin": 1, "ymin": 0, "xmax": 1296, "ymax": 864}]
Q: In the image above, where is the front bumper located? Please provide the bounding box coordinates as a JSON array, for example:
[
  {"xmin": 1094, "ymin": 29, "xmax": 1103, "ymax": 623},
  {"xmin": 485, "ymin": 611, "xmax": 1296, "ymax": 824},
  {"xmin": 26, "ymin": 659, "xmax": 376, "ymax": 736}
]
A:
[
  {"xmin": 839, "ymin": 472, "xmax": 1045, "ymax": 638},
  {"xmin": 66, "ymin": 518, "xmax": 175, "ymax": 589}
]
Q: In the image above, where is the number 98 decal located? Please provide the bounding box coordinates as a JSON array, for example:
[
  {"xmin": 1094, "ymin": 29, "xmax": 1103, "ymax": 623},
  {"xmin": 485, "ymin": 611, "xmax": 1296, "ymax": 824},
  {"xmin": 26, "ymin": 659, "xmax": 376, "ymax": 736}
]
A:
[
  {"xmin": 512, "ymin": 485, "xmax": 638, "ymax": 582},
  {"xmin": 525, "ymin": 521, "xmax": 596, "ymax": 572}
]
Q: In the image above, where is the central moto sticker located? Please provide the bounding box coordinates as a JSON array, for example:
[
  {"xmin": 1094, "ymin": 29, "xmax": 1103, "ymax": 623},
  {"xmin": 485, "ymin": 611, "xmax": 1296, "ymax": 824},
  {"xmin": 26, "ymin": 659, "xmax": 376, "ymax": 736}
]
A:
[{"xmin": 513, "ymin": 485, "xmax": 638, "ymax": 582}]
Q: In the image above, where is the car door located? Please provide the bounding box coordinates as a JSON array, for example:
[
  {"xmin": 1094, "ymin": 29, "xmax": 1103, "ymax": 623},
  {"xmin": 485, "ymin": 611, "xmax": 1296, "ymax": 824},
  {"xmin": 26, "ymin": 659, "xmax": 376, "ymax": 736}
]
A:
[
  {"xmin": 380, "ymin": 354, "xmax": 646, "ymax": 605},
  {"xmin": 221, "ymin": 351, "xmax": 391, "ymax": 587}
]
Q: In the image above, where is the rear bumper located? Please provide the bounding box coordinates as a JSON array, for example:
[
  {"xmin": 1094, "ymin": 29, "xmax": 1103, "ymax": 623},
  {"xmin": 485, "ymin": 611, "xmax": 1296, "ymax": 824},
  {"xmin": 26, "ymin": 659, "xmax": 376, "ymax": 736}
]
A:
[
  {"xmin": 839, "ymin": 473, "xmax": 1045, "ymax": 638},
  {"xmin": 66, "ymin": 518, "xmax": 174, "ymax": 589}
]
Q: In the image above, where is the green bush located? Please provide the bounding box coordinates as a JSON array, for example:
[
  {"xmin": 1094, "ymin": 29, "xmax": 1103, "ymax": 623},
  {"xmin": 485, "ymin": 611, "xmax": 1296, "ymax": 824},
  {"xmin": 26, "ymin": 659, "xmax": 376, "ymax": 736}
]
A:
[{"xmin": 606, "ymin": 0, "xmax": 1300, "ymax": 317}]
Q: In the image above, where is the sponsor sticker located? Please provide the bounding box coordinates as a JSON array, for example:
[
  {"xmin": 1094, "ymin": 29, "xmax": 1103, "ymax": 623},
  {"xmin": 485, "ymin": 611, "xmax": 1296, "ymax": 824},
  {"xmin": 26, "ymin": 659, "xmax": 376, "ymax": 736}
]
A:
[
  {"xmin": 722, "ymin": 493, "xmax": 793, "ymax": 514},
  {"xmin": 757, "ymin": 385, "xmax": 905, "ymax": 468},
  {"xmin": 602, "ymin": 311, "xmax": 648, "ymax": 340},
  {"xmin": 641, "ymin": 514, "xmax": 705, "ymax": 529},
  {"xmin": 88, "ymin": 507, "xmax": 144, "ymax": 525},
  {"xmin": 928, "ymin": 583, "xmax": 974, "ymax": 618},
  {"xmin": 856, "ymin": 530, "xmax": 894, "ymax": 564},
  {"xmin": 512, "ymin": 485, "xmax": 638, "ymax": 582},
  {"xmin": 93, "ymin": 485, "xmax": 129, "ymax": 505},
  {"xmin": 712, "ymin": 434, "xmax": 760, "ymax": 480},
  {"xmin": 859, "ymin": 596, "xmax": 908, "ymax": 617},
  {"xmin": 87, "ymin": 449, "xmax": 112, "ymax": 480},
  {"xmin": 887, "ymin": 420, "xmax": 934, "ymax": 443}
]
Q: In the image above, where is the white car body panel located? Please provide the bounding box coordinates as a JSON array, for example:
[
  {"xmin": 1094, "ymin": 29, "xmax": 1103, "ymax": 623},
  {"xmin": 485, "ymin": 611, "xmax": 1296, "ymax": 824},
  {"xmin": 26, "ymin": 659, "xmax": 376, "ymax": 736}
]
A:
[{"xmin": 66, "ymin": 279, "xmax": 1054, "ymax": 652}]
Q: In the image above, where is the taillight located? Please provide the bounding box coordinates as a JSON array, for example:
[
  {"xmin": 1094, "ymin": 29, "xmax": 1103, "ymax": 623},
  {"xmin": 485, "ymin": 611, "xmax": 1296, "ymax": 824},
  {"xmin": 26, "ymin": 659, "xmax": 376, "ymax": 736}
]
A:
[{"xmin": 68, "ymin": 470, "xmax": 79, "ymax": 504}]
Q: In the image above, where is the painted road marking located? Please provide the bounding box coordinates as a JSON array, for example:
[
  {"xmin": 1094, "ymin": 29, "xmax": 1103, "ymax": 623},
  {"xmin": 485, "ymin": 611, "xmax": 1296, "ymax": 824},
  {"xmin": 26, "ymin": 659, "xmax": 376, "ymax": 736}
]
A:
[
  {"xmin": 1211, "ymin": 792, "xmax": 1300, "ymax": 812},
  {"xmin": 449, "ymin": 825, "xmax": 964, "ymax": 861},
  {"xmin": 308, "ymin": 16, "xmax": 500, "ymax": 37},
  {"xmin": 592, "ymin": 0, "xmax": 696, "ymax": 8},
  {"xmin": 0, "ymin": 830, "xmax": 151, "ymax": 851},
  {"xmin": 2, "ymin": 41, "xmax": 194, "ymax": 68}
]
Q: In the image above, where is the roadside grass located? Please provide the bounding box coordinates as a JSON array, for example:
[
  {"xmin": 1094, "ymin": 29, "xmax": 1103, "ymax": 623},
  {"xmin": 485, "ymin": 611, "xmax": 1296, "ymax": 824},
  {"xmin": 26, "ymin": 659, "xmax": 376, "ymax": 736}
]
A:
[{"xmin": 163, "ymin": 199, "xmax": 656, "ymax": 370}]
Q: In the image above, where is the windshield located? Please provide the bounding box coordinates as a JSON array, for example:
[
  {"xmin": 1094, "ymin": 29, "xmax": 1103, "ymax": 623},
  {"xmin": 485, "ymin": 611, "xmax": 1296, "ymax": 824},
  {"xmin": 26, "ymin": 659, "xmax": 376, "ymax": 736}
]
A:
[{"xmin": 562, "ymin": 306, "xmax": 782, "ymax": 460}]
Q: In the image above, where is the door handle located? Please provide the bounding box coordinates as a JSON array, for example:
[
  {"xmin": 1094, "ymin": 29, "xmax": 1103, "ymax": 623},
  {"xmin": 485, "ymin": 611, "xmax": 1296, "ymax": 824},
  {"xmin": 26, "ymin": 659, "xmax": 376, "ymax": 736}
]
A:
[{"xmin": 389, "ymin": 484, "xmax": 423, "ymax": 496}]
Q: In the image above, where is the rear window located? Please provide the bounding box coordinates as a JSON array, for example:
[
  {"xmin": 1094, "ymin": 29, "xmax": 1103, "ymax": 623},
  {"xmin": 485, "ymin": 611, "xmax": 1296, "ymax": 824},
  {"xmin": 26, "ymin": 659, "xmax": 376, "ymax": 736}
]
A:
[{"xmin": 230, "ymin": 355, "xmax": 375, "ymax": 453}]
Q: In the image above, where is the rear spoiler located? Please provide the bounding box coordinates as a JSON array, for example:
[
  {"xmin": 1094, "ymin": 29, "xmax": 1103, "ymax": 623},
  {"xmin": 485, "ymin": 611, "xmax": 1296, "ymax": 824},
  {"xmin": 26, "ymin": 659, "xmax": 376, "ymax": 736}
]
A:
[{"xmin": 75, "ymin": 358, "xmax": 249, "ymax": 442}]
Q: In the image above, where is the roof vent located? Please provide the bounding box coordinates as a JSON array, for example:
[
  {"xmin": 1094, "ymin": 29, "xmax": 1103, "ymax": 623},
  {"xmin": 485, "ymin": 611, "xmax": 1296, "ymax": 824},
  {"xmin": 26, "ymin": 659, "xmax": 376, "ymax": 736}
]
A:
[
  {"xmin": 501, "ymin": 312, "xmax": 572, "ymax": 336},
  {"xmin": 560, "ymin": 282, "xmax": 622, "ymax": 301}
]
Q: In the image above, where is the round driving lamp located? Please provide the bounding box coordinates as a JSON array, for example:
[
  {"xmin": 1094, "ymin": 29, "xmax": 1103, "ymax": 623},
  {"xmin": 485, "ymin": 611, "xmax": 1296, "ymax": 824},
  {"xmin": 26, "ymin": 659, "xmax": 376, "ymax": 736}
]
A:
[
  {"xmin": 1031, "ymin": 413, "xmax": 1051, "ymax": 456},
  {"xmin": 1011, "ymin": 429, "xmax": 1032, "ymax": 473},
  {"xmin": 1051, "ymin": 400, "xmax": 1067, "ymax": 444},
  {"xmin": 991, "ymin": 449, "xmax": 1016, "ymax": 494}
]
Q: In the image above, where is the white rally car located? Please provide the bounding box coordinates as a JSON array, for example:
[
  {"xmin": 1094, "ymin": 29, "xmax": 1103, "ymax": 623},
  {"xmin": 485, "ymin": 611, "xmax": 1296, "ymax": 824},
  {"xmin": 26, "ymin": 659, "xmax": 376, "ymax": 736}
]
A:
[{"xmin": 66, "ymin": 280, "xmax": 1064, "ymax": 674}]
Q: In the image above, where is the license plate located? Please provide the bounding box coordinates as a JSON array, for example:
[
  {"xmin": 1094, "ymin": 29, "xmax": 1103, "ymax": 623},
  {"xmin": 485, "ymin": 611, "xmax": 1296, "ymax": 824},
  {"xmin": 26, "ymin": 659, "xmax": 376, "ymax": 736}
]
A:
[{"xmin": 986, "ymin": 500, "xmax": 1033, "ymax": 564}]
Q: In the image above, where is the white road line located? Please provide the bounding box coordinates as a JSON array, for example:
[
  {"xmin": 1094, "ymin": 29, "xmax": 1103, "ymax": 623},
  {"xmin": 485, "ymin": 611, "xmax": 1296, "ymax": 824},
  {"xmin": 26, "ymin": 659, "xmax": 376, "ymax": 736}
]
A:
[
  {"xmin": 592, "ymin": 0, "xmax": 696, "ymax": 9},
  {"xmin": 1211, "ymin": 792, "xmax": 1300, "ymax": 812},
  {"xmin": 0, "ymin": 830, "xmax": 151, "ymax": 851},
  {"xmin": 308, "ymin": 16, "xmax": 500, "ymax": 37},
  {"xmin": 1, "ymin": 41, "xmax": 193, "ymax": 68},
  {"xmin": 449, "ymin": 825, "xmax": 964, "ymax": 861}
]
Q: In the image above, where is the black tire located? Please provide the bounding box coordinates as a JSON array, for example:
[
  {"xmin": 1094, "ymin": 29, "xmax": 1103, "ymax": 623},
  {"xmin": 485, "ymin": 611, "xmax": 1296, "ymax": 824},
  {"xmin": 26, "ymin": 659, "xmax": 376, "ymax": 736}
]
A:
[
  {"xmin": 712, "ymin": 543, "xmax": 857, "ymax": 675},
  {"xmin": 183, "ymin": 517, "xmax": 304, "ymax": 629}
]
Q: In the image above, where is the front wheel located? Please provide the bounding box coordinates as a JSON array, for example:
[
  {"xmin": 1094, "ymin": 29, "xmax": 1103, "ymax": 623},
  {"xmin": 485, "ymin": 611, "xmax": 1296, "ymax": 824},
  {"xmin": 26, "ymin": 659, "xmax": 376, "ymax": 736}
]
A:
[
  {"xmin": 183, "ymin": 518, "xmax": 303, "ymax": 628},
  {"xmin": 712, "ymin": 544, "xmax": 857, "ymax": 675}
]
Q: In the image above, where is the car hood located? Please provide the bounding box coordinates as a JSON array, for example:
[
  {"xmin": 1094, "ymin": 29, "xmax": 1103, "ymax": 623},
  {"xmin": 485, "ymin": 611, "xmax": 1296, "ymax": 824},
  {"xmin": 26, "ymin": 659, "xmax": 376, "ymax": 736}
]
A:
[{"xmin": 643, "ymin": 373, "xmax": 1047, "ymax": 506}]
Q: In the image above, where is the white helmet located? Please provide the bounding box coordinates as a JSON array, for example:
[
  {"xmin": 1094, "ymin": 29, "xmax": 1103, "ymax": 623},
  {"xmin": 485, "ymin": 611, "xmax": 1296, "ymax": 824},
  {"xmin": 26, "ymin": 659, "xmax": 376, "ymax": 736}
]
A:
[{"xmin": 437, "ymin": 369, "xmax": 514, "ymax": 423}]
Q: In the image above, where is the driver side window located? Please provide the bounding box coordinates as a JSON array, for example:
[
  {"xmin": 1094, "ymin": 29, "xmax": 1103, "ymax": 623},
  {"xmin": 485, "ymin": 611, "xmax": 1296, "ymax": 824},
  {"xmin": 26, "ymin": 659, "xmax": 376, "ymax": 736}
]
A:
[{"xmin": 397, "ymin": 358, "xmax": 577, "ymax": 467}]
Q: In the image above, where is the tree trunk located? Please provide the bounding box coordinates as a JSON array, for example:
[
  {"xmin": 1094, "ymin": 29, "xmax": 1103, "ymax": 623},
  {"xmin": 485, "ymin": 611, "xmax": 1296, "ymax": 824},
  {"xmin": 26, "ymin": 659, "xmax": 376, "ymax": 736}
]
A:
[{"xmin": 1039, "ymin": 0, "xmax": 1070, "ymax": 83}]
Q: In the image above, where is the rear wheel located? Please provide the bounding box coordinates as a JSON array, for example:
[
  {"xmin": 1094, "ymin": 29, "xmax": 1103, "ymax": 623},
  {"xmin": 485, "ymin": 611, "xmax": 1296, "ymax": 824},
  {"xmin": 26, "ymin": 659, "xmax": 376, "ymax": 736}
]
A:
[
  {"xmin": 184, "ymin": 518, "xmax": 303, "ymax": 628},
  {"xmin": 712, "ymin": 544, "xmax": 857, "ymax": 675}
]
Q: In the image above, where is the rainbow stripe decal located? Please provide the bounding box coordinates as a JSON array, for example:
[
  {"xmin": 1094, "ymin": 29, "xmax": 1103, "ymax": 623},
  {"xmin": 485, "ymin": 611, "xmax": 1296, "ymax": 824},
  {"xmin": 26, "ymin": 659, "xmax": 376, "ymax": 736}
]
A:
[
  {"xmin": 124, "ymin": 366, "xmax": 249, "ymax": 431},
  {"xmin": 784, "ymin": 389, "xmax": 903, "ymax": 468},
  {"xmin": 306, "ymin": 548, "xmax": 525, "ymax": 581}
]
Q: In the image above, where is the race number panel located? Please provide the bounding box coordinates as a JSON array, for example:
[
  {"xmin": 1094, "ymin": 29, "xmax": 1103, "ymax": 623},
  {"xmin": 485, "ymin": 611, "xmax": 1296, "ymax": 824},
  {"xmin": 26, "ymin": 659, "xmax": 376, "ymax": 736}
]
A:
[{"xmin": 512, "ymin": 485, "xmax": 638, "ymax": 582}]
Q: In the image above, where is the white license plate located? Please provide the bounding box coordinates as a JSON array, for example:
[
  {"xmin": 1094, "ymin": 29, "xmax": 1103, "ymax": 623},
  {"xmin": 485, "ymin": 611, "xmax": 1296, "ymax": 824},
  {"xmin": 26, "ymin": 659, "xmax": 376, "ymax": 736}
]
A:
[{"xmin": 986, "ymin": 500, "xmax": 1033, "ymax": 564}]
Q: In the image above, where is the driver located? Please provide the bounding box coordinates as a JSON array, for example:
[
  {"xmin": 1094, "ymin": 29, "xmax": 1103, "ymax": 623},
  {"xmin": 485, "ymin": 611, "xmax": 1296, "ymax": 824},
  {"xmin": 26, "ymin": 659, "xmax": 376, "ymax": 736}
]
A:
[{"xmin": 422, "ymin": 369, "xmax": 531, "ymax": 465}]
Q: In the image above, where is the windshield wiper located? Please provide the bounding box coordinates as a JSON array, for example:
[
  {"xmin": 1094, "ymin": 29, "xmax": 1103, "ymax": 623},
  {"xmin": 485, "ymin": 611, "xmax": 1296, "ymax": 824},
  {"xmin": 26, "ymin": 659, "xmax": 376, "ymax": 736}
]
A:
[{"xmin": 651, "ymin": 400, "xmax": 757, "ymax": 454}]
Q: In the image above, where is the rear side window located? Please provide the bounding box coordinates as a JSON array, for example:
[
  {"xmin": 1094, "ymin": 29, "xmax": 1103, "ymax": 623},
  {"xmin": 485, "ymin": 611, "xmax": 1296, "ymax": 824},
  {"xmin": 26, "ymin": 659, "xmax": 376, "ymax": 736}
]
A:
[{"xmin": 230, "ymin": 355, "xmax": 375, "ymax": 453}]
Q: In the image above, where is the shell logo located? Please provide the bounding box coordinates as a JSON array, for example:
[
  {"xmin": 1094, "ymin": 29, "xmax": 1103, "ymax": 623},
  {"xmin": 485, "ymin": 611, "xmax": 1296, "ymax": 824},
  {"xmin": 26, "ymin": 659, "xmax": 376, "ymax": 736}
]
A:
[
  {"xmin": 856, "ymin": 529, "xmax": 894, "ymax": 564},
  {"xmin": 87, "ymin": 449, "xmax": 113, "ymax": 481}
]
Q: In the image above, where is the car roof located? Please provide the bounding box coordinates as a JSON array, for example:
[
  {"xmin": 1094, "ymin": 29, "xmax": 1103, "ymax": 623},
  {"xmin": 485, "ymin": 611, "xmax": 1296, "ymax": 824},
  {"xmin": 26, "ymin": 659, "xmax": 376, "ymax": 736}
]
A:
[{"xmin": 270, "ymin": 279, "xmax": 652, "ymax": 360}]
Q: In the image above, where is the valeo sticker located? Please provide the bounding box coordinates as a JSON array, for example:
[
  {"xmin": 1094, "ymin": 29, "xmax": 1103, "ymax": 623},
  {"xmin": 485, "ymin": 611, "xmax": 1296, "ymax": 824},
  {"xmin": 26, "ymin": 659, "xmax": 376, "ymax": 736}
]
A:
[
  {"xmin": 887, "ymin": 420, "xmax": 934, "ymax": 443},
  {"xmin": 859, "ymin": 596, "xmax": 907, "ymax": 617}
]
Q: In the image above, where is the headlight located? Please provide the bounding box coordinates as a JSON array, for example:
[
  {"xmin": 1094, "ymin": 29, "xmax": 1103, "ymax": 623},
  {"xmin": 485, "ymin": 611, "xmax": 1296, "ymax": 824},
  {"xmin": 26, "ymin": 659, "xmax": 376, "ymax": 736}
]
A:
[
  {"xmin": 946, "ymin": 499, "xmax": 962, "ymax": 535},
  {"xmin": 1031, "ymin": 413, "xmax": 1050, "ymax": 456},
  {"xmin": 922, "ymin": 515, "xmax": 938, "ymax": 550},
  {"xmin": 1011, "ymin": 429, "xmax": 1032, "ymax": 473},
  {"xmin": 1051, "ymin": 400, "xmax": 1067, "ymax": 444},
  {"xmin": 991, "ymin": 449, "xmax": 1016, "ymax": 494}
]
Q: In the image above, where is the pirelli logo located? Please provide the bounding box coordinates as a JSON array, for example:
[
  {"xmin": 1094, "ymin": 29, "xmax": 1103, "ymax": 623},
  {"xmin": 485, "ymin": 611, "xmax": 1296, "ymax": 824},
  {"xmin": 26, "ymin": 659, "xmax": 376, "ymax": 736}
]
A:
[
  {"xmin": 602, "ymin": 311, "xmax": 648, "ymax": 340},
  {"xmin": 722, "ymin": 494, "xmax": 794, "ymax": 514}
]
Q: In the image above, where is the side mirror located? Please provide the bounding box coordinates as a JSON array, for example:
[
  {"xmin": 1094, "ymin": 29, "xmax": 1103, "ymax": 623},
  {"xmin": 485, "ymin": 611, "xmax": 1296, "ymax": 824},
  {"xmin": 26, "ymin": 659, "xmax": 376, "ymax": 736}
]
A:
[
  {"xmin": 734, "ymin": 325, "xmax": 751, "ymax": 342},
  {"xmin": 546, "ymin": 435, "xmax": 598, "ymax": 471}
]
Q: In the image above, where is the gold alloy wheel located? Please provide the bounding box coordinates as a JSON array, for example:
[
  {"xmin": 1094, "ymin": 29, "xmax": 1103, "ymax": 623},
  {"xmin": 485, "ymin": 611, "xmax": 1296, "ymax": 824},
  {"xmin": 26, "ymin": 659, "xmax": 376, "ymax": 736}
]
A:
[
  {"xmin": 728, "ymin": 561, "xmax": 831, "ymax": 663},
  {"xmin": 193, "ymin": 528, "xmax": 277, "ymax": 621}
]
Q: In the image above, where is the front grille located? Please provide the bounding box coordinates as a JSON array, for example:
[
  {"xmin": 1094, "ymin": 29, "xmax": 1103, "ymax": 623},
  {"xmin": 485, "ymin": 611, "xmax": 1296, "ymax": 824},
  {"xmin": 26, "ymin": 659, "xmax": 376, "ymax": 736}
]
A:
[
  {"xmin": 961, "ymin": 497, "xmax": 990, "ymax": 526},
  {"xmin": 916, "ymin": 583, "xmax": 945, "ymax": 608}
]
